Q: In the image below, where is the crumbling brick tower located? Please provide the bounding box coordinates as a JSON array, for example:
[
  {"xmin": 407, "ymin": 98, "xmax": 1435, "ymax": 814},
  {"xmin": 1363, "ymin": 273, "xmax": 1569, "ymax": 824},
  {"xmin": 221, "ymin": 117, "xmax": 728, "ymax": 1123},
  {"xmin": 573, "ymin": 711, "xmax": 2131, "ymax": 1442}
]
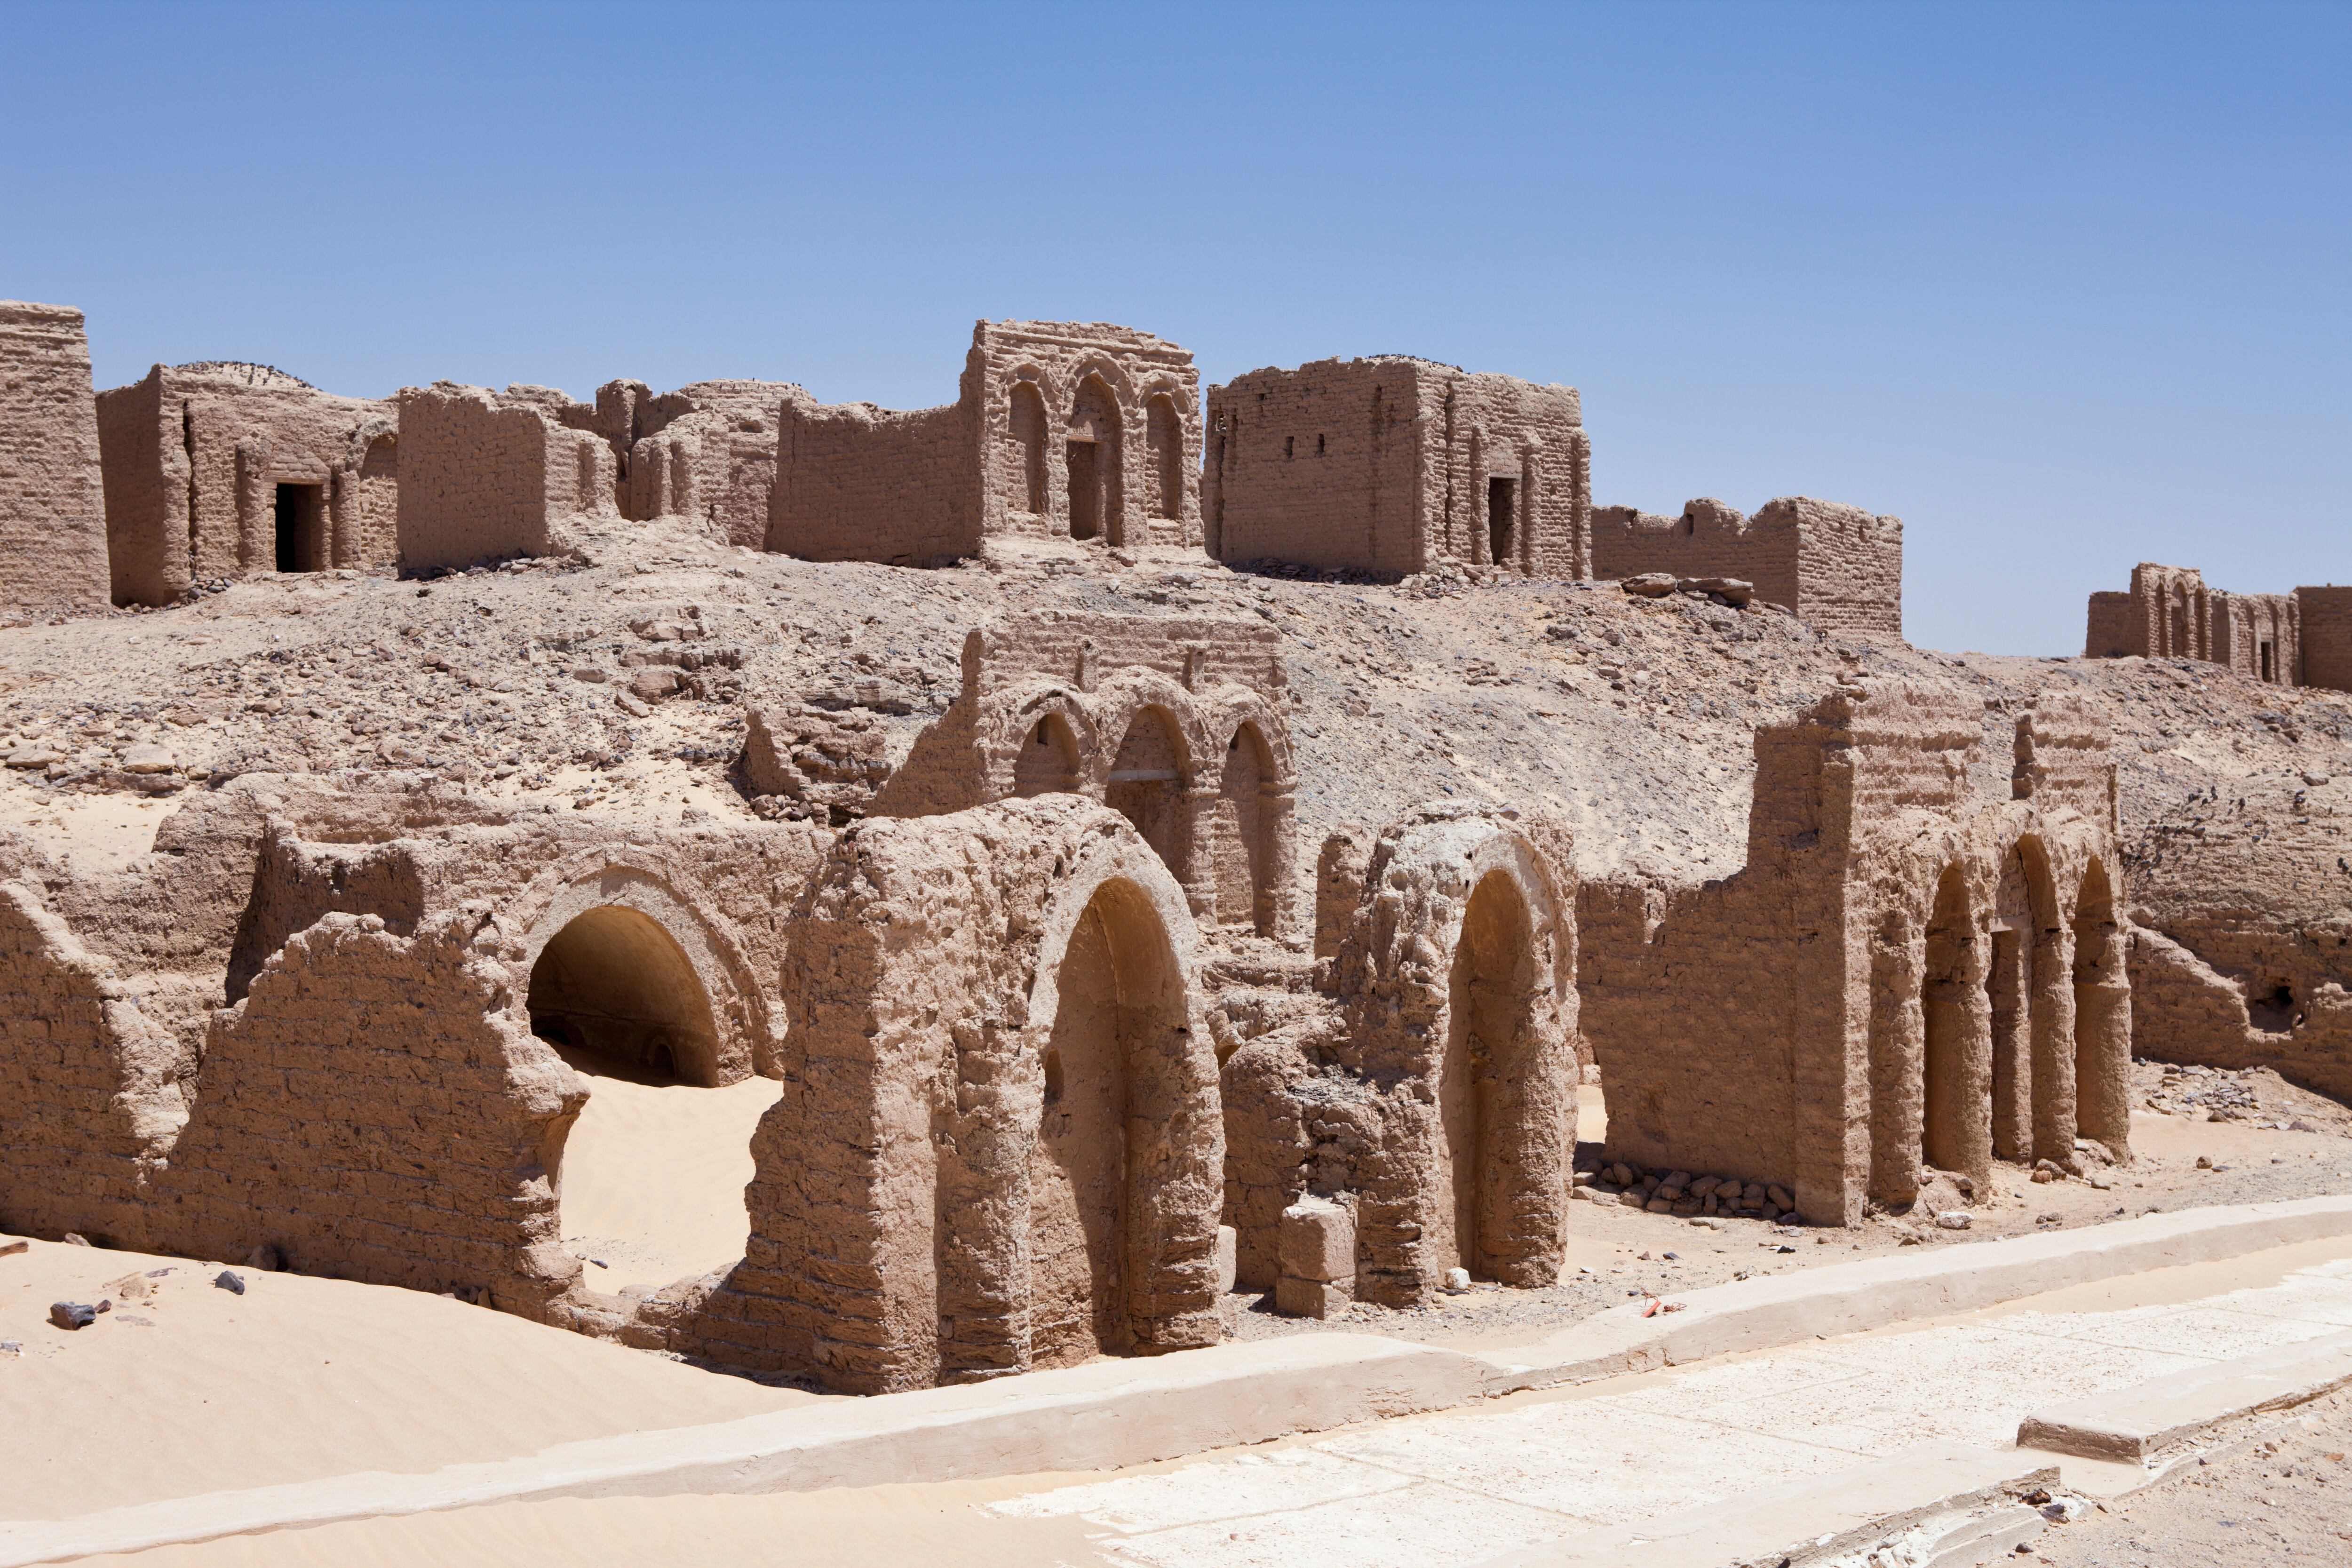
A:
[
  {"xmin": 97, "ymin": 362, "xmax": 398, "ymax": 605},
  {"xmin": 0, "ymin": 301, "xmax": 112, "ymax": 616},
  {"xmin": 1203, "ymin": 357, "xmax": 1592, "ymax": 579},
  {"xmin": 394, "ymin": 382, "xmax": 621, "ymax": 572},
  {"xmin": 768, "ymin": 321, "xmax": 1204, "ymax": 565}
]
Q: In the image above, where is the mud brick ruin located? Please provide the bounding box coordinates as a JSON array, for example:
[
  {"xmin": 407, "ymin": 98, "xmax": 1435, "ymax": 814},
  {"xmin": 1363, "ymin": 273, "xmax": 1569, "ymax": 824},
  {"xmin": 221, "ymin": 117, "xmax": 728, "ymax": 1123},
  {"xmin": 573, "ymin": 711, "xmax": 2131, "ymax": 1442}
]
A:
[
  {"xmin": 2084, "ymin": 561, "xmax": 2352, "ymax": 692},
  {"xmin": 770, "ymin": 320, "xmax": 1203, "ymax": 566},
  {"xmin": 0, "ymin": 302, "xmax": 111, "ymax": 615},
  {"xmin": 1590, "ymin": 496, "xmax": 1906, "ymax": 644},
  {"xmin": 1581, "ymin": 686, "xmax": 2130, "ymax": 1222},
  {"xmin": 23, "ymin": 291, "xmax": 2350, "ymax": 1400},
  {"xmin": 1203, "ymin": 357, "xmax": 1592, "ymax": 578}
]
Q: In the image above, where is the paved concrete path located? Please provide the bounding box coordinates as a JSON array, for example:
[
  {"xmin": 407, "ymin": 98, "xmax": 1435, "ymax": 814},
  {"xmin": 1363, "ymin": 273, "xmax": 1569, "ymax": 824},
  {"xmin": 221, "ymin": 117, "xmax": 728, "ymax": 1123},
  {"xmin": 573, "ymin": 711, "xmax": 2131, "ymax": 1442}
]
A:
[{"xmin": 993, "ymin": 1255, "xmax": 2352, "ymax": 1568}]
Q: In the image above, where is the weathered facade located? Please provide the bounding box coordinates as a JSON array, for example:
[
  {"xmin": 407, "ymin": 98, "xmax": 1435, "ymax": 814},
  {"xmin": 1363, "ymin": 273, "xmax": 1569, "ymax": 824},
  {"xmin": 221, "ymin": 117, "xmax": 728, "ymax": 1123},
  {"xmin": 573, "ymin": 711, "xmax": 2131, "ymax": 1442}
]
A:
[
  {"xmin": 1221, "ymin": 804, "xmax": 1581, "ymax": 1305},
  {"xmin": 96, "ymin": 362, "xmax": 397, "ymax": 604},
  {"xmin": 2083, "ymin": 562, "xmax": 2352, "ymax": 692},
  {"xmin": 1592, "ymin": 496, "xmax": 1905, "ymax": 644},
  {"xmin": 0, "ymin": 301, "xmax": 112, "ymax": 617},
  {"xmin": 1204, "ymin": 358, "xmax": 1591, "ymax": 579},
  {"xmin": 768, "ymin": 320, "xmax": 1204, "ymax": 565},
  {"xmin": 395, "ymin": 382, "xmax": 620, "ymax": 572},
  {"xmin": 1578, "ymin": 685, "xmax": 2130, "ymax": 1223}
]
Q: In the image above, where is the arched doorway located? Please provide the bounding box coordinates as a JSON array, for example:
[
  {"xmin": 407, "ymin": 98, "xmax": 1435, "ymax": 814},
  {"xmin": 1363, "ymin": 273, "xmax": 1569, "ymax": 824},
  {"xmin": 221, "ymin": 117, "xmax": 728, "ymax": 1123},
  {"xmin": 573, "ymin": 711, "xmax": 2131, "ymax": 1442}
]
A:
[
  {"xmin": 2072, "ymin": 860, "xmax": 2132, "ymax": 1157},
  {"xmin": 1106, "ymin": 706, "xmax": 1187, "ymax": 879},
  {"xmin": 1217, "ymin": 722, "xmax": 1274, "ymax": 935},
  {"xmin": 1437, "ymin": 870, "xmax": 1537, "ymax": 1280},
  {"xmin": 1009, "ymin": 381, "xmax": 1048, "ymax": 516},
  {"xmin": 1067, "ymin": 375, "xmax": 1123, "ymax": 542},
  {"xmin": 1922, "ymin": 865, "xmax": 1988, "ymax": 1180},
  {"xmin": 528, "ymin": 906, "xmax": 777, "ymax": 1293},
  {"xmin": 1013, "ymin": 711, "xmax": 1081, "ymax": 797},
  {"xmin": 1028, "ymin": 877, "xmax": 1188, "ymax": 1364}
]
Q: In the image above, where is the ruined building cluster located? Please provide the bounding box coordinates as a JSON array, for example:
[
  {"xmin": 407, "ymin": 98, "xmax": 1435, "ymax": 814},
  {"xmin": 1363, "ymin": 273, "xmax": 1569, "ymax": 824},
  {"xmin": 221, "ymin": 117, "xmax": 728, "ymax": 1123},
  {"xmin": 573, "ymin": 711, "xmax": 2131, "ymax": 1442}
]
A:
[
  {"xmin": 4, "ymin": 302, "xmax": 1902, "ymax": 629},
  {"xmin": 2086, "ymin": 562, "xmax": 2352, "ymax": 692},
  {"xmin": 3, "ymin": 292, "xmax": 2296, "ymax": 1398}
]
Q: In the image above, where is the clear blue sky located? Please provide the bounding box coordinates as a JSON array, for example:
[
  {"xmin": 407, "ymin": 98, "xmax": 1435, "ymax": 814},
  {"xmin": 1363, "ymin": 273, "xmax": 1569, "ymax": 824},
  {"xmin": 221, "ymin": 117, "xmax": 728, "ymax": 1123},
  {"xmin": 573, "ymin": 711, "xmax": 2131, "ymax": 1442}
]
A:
[{"xmin": 4, "ymin": 1, "xmax": 2344, "ymax": 653}]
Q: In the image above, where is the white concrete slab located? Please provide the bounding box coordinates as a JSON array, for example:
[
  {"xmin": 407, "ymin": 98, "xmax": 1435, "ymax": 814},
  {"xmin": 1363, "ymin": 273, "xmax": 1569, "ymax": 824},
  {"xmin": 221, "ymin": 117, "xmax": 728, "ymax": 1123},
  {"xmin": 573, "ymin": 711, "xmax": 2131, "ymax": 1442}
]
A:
[{"xmin": 2016, "ymin": 1327, "xmax": 2352, "ymax": 1461}]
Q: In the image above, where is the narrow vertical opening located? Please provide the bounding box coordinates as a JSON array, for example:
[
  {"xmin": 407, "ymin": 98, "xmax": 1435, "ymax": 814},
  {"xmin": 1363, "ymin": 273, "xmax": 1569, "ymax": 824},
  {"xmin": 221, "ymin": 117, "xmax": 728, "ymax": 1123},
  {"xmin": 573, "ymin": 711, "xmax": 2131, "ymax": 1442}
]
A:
[
  {"xmin": 1106, "ymin": 706, "xmax": 1186, "ymax": 880},
  {"xmin": 1922, "ymin": 867, "xmax": 1974, "ymax": 1174},
  {"xmin": 1441, "ymin": 870, "xmax": 1535, "ymax": 1281},
  {"xmin": 2260, "ymin": 640, "xmax": 2275, "ymax": 683},
  {"xmin": 1146, "ymin": 393, "xmax": 1182, "ymax": 521},
  {"xmin": 1009, "ymin": 381, "xmax": 1048, "ymax": 515},
  {"xmin": 272, "ymin": 483, "xmax": 325, "ymax": 573},
  {"xmin": 1487, "ymin": 477, "xmax": 1517, "ymax": 567},
  {"xmin": 1066, "ymin": 441, "xmax": 1100, "ymax": 539}
]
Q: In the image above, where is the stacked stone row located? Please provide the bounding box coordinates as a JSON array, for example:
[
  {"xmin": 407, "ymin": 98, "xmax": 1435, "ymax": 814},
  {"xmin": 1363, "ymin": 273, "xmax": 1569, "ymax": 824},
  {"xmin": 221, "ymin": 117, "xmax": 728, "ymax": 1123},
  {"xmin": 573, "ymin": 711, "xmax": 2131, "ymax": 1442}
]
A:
[{"xmin": 1573, "ymin": 1162, "xmax": 1798, "ymax": 1222}]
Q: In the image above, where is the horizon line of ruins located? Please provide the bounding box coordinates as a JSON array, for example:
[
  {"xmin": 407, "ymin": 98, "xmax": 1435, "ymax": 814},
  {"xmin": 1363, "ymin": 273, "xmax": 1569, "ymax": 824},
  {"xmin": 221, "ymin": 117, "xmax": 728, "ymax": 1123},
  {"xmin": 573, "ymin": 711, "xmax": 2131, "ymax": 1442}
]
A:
[{"xmin": 0, "ymin": 299, "xmax": 2335, "ymax": 1393}]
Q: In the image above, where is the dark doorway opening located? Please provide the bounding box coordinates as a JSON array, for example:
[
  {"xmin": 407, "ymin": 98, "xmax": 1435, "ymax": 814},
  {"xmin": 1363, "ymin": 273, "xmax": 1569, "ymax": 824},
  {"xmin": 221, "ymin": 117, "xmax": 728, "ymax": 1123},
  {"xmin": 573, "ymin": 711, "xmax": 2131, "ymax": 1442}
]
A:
[
  {"xmin": 1067, "ymin": 441, "xmax": 1101, "ymax": 540},
  {"xmin": 2260, "ymin": 641, "xmax": 2275, "ymax": 683},
  {"xmin": 1486, "ymin": 477, "xmax": 1516, "ymax": 566},
  {"xmin": 273, "ymin": 483, "xmax": 325, "ymax": 573}
]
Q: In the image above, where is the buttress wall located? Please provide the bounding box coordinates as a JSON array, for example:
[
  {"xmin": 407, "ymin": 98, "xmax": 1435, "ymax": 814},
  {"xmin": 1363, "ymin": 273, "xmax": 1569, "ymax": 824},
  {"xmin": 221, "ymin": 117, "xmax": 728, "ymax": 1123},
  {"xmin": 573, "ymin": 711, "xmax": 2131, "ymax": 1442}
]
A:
[
  {"xmin": 1204, "ymin": 357, "xmax": 1589, "ymax": 578},
  {"xmin": 0, "ymin": 301, "xmax": 112, "ymax": 616}
]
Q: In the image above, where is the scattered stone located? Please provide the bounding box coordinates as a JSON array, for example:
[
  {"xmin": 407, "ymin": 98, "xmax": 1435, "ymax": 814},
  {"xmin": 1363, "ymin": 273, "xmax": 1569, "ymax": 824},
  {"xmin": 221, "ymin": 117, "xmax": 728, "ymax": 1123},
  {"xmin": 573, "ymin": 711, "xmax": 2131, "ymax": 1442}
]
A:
[
  {"xmin": 1622, "ymin": 573, "xmax": 1679, "ymax": 598},
  {"xmin": 62, "ymin": 1233, "xmax": 90, "ymax": 1247},
  {"xmin": 0, "ymin": 1239, "xmax": 24, "ymax": 1258},
  {"xmin": 120, "ymin": 741, "xmax": 176, "ymax": 773},
  {"xmin": 1442, "ymin": 1267, "xmax": 1471, "ymax": 1294},
  {"xmin": 1935, "ymin": 1211, "xmax": 1972, "ymax": 1230},
  {"xmin": 4, "ymin": 747, "xmax": 57, "ymax": 769},
  {"xmin": 2195, "ymin": 1154, "xmax": 2213, "ymax": 1169},
  {"xmin": 48, "ymin": 1301, "xmax": 96, "ymax": 1330},
  {"xmin": 214, "ymin": 1270, "xmax": 246, "ymax": 1295},
  {"xmin": 2039, "ymin": 1498, "xmax": 2089, "ymax": 1523},
  {"xmin": 245, "ymin": 1244, "xmax": 282, "ymax": 1272}
]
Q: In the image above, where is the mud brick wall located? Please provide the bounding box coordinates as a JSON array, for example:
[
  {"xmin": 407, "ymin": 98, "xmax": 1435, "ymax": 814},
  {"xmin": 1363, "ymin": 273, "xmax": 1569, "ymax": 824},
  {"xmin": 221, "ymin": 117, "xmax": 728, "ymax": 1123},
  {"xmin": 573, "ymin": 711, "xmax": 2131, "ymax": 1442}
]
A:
[
  {"xmin": 1206, "ymin": 357, "xmax": 1587, "ymax": 578},
  {"xmin": 0, "ymin": 301, "xmax": 112, "ymax": 615},
  {"xmin": 2295, "ymin": 586, "xmax": 2352, "ymax": 693},
  {"xmin": 669, "ymin": 797, "xmax": 1222, "ymax": 1392},
  {"xmin": 2085, "ymin": 591, "xmax": 2133, "ymax": 658},
  {"xmin": 962, "ymin": 611, "xmax": 1286, "ymax": 706},
  {"xmin": 166, "ymin": 912, "xmax": 586, "ymax": 1308},
  {"xmin": 98, "ymin": 364, "xmax": 397, "ymax": 601},
  {"xmin": 0, "ymin": 881, "xmax": 188, "ymax": 1247},
  {"xmin": 398, "ymin": 382, "xmax": 615, "ymax": 571},
  {"xmin": 1593, "ymin": 496, "xmax": 1903, "ymax": 644},
  {"xmin": 768, "ymin": 399, "xmax": 973, "ymax": 564}
]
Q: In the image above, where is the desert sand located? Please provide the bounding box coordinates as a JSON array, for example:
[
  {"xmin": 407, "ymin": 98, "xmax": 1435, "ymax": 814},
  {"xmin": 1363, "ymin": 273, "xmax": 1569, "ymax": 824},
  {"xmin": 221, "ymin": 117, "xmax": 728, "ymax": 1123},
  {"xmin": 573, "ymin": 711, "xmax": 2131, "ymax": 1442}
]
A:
[
  {"xmin": 553, "ymin": 1048, "xmax": 782, "ymax": 1292},
  {"xmin": 0, "ymin": 1235, "xmax": 815, "ymax": 1525}
]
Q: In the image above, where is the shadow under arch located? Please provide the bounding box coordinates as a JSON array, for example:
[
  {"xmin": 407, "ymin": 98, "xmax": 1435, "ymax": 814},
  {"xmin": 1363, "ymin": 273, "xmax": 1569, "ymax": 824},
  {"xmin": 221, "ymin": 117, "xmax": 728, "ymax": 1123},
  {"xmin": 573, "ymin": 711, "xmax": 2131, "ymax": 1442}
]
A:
[
  {"xmin": 1217, "ymin": 718, "xmax": 1278, "ymax": 935},
  {"xmin": 1025, "ymin": 871, "xmax": 1198, "ymax": 1365},
  {"xmin": 1440, "ymin": 866, "xmax": 1543, "ymax": 1281},
  {"xmin": 526, "ymin": 905, "xmax": 721, "ymax": 1086},
  {"xmin": 1922, "ymin": 862, "xmax": 1989, "ymax": 1183}
]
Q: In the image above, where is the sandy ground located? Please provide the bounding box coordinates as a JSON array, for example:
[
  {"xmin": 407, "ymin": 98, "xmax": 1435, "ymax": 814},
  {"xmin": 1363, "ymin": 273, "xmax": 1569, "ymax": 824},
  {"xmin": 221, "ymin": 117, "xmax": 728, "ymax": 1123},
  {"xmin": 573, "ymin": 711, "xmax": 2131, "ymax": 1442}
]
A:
[
  {"xmin": 2029, "ymin": 1385, "xmax": 2352, "ymax": 1566},
  {"xmin": 57, "ymin": 1235, "xmax": 2352, "ymax": 1568},
  {"xmin": 0, "ymin": 1236, "xmax": 815, "ymax": 1525},
  {"xmin": 1220, "ymin": 1081, "xmax": 2352, "ymax": 1350},
  {"xmin": 553, "ymin": 1047, "xmax": 781, "ymax": 1292}
]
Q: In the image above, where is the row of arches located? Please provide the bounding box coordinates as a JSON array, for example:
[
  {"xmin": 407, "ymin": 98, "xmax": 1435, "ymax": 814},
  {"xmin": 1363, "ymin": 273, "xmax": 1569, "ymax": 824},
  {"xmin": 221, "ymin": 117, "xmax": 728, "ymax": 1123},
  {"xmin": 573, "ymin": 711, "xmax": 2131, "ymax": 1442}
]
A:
[
  {"xmin": 985, "ymin": 674, "xmax": 1295, "ymax": 938},
  {"xmin": 1000, "ymin": 366, "xmax": 1191, "ymax": 544},
  {"xmin": 1883, "ymin": 840, "xmax": 2131, "ymax": 1202}
]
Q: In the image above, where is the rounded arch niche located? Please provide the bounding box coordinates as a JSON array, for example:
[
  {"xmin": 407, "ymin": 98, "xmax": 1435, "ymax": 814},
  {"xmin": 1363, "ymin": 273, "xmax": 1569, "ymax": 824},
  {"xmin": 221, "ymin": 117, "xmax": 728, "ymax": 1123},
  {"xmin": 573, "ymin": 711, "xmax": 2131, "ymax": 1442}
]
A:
[{"xmin": 527, "ymin": 906, "xmax": 720, "ymax": 1086}]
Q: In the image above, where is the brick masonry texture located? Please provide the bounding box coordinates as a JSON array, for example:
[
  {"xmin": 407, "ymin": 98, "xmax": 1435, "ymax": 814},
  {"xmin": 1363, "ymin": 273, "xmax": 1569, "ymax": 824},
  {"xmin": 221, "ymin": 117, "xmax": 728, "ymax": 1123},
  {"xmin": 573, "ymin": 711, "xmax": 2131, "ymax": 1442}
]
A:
[{"xmin": 0, "ymin": 302, "xmax": 111, "ymax": 616}]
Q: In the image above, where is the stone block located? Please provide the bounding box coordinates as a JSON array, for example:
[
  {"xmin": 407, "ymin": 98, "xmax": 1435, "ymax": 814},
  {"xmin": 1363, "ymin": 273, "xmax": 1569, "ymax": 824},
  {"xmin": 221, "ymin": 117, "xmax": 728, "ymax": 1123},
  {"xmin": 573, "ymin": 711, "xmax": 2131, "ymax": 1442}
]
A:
[
  {"xmin": 1274, "ymin": 1274, "xmax": 1352, "ymax": 1319},
  {"xmin": 1280, "ymin": 1195, "xmax": 1355, "ymax": 1282},
  {"xmin": 1215, "ymin": 1224, "xmax": 1238, "ymax": 1295}
]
